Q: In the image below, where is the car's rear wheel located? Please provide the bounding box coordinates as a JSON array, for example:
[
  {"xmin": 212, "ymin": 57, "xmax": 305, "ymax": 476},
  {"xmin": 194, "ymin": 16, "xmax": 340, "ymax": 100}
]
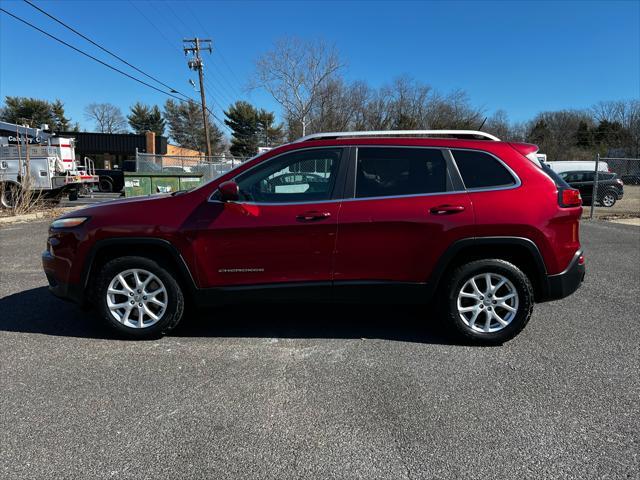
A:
[
  {"xmin": 445, "ymin": 259, "xmax": 534, "ymax": 345},
  {"xmin": 1, "ymin": 183, "xmax": 20, "ymax": 209},
  {"xmin": 94, "ymin": 256, "xmax": 184, "ymax": 339},
  {"xmin": 98, "ymin": 178, "xmax": 113, "ymax": 192},
  {"xmin": 600, "ymin": 191, "xmax": 617, "ymax": 207}
]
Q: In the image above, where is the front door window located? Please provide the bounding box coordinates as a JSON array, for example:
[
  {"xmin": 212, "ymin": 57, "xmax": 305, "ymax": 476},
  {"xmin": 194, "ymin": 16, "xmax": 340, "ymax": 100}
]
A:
[{"xmin": 236, "ymin": 148, "xmax": 343, "ymax": 203}]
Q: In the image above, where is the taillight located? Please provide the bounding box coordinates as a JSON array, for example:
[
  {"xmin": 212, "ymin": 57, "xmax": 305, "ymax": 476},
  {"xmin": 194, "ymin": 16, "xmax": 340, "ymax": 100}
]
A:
[{"xmin": 559, "ymin": 188, "xmax": 582, "ymax": 207}]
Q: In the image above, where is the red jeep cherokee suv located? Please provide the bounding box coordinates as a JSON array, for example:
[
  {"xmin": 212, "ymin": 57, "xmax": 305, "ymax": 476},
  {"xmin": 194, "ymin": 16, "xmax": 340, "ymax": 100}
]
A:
[{"xmin": 42, "ymin": 130, "xmax": 585, "ymax": 344}]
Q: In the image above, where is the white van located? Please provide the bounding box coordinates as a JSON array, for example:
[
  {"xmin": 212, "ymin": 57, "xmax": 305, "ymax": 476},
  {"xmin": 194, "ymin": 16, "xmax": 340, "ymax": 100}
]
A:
[{"xmin": 546, "ymin": 161, "xmax": 610, "ymax": 174}]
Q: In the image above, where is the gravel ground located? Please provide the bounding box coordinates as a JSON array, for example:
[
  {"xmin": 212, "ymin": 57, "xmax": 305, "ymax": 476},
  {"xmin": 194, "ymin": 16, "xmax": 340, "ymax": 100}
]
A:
[{"xmin": 0, "ymin": 220, "xmax": 638, "ymax": 479}]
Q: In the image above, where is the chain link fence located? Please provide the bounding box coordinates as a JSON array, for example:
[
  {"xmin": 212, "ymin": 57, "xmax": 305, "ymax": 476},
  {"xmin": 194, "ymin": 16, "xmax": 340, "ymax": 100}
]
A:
[
  {"xmin": 135, "ymin": 151, "xmax": 252, "ymax": 182},
  {"xmin": 588, "ymin": 155, "xmax": 640, "ymax": 219}
]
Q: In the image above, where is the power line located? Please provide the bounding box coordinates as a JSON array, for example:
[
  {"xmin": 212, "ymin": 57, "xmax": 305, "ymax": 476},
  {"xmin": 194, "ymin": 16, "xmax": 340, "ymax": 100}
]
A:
[
  {"xmin": 157, "ymin": 0, "xmax": 242, "ymax": 104},
  {"xmin": 127, "ymin": 0, "xmax": 233, "ymax": 111},
  {"xmin": 0, "ymin": 7, "xmax": 185, "ymax": 101},
  {"xmin": 159, "ymin": 0, "xmax": 238, "ymax": 107},
  {"xmin": 0, "ymin": 6, "xmax": 233, "ymax": 135},
  {"xmin": 22, "ymin": 0, "xmax": 189, "ymax": 100},
  {"xmin": 128, "ymin": 0, "xmax": 182, "ymax": 55},
  {"xmin": 183, "ymin": 0, "xmax": 245, "ymax": 98},
  {"xmin": 164, "ymin": 0, "xmax": 193, "ymax": 38}
]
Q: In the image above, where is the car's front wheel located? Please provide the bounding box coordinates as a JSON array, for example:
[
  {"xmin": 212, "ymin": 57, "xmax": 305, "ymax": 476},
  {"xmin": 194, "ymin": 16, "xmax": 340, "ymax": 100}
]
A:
[
  {"xmin": 94, "ymin": 256, "xmax": 185, "ymax": 339},
  {"xmin": 445, "ymin": 259, "xmax": 534, "ymax": 345}
]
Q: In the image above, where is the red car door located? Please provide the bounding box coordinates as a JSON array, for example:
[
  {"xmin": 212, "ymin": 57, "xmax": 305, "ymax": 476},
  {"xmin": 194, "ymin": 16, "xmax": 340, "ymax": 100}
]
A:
[
  {"xmin": 334, "ymin": 146, "xmax": 475, "ymax": 284},
  {"xmin": 190, "ymin": 148, "xmax": 346, "ymax": 288}
]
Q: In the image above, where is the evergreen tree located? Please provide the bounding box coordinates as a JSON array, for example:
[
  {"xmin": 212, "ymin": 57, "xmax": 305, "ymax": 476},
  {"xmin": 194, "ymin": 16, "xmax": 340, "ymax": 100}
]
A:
[
  {"xmin": 574, "ymin": 121, "xmax": 593, "ymax": 148},
  {"xmin": 0, "ymin": 96, "xmax": 57, "ymax": 127},
  {"xmin": 527, "ymin": 119, "xmax": 551, "ymax": 145},
  {"xmin": 164, "ymin": 99, "xmax": 222, "ymax": 153},
  {"xmin": 51, "ymin": 99, "xmax": 71, "ymax": 130},
  {"xmin": 256, "ymin": 109, "xmax": 284, "ymax": 147},
  {"xmin": 224, "ymin": 101, "xmax": 260, "ymax": 157},
  {"xmin": 127, "ymin": 102, "xmax": 165, "ymax": 135}
]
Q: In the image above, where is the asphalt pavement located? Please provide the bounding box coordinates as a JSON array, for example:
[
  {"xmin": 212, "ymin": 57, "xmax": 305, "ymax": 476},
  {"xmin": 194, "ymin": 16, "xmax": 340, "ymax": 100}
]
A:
[{"xmin": 0, "ymin": 219, "xmax": 638, "ymax": 479}]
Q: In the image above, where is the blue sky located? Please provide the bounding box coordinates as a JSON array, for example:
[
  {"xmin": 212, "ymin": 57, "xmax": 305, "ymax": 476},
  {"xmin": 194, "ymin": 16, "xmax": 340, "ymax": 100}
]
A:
[{"xmin": 1, "ymin": 0, "xmax": 638, "ymax": 134}]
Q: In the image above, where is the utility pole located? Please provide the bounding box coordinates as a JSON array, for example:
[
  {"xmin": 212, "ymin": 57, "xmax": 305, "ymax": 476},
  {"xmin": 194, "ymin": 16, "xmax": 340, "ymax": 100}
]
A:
[{"xmin": 183, "ymin": 38, "xmax": 212, "ymax": 157}]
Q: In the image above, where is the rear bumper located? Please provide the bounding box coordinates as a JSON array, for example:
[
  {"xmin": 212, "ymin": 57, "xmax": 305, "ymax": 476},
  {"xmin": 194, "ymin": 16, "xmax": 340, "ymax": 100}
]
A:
[{"xmin": 542, "ymin": 250, "xmax": 585, "ymax": 302}]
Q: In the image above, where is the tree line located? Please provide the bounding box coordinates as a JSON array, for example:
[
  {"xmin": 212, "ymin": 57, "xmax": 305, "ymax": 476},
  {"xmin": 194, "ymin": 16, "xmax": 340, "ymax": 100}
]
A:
[
  {"xmin": 0, "ymin": 96, "xmax": 283, "ymax": 157},
  {"xmin": 251, "ymin": 37, "xmax": 639, "ymax": 159},
  {"xmin": 1, "ymin": 36, "xmax": 638, "ymax": 159}
]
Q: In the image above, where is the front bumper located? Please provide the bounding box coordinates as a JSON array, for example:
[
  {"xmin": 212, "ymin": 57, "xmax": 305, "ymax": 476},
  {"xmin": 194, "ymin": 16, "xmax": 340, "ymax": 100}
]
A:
[
  {"xmin": 42, "ymin": 251, "xmax": 83, "ymax": 304},
  {"xmin": 542, "ymin": 250, "xmax": 585, "ymax": 301}
]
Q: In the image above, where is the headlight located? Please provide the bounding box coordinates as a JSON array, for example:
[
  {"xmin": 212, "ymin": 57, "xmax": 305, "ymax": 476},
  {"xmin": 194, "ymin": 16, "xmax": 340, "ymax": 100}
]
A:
[{"xmin": 50, "ymin": 217, "xmax": 89, "ymax": 229}]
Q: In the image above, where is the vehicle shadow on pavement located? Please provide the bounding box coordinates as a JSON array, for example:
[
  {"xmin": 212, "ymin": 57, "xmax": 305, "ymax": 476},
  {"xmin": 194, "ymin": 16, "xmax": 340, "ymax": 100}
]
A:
[
  {"xmin": 0, "ymin": 287, "xmax": 112, "ymax": 339},
  {"xmin": 0, "ymin": 287, "xmax": 464, "ymax": 345},
  {"xmin": 176, "ymin": 304, "xmax": 463, "ymax": 345}
]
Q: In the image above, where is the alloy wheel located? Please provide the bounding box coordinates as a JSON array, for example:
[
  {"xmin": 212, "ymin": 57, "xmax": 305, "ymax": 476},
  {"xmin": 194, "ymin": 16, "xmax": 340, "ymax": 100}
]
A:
[
  {"xmin": 456, "ymin": 273, "xmax": 519, "ymax": 333},
  {"xmin": 601, "ymin": 193, "xmax": 615, "ymax": 207},
  {"xmin": 106, "ymin": 268, "xmax": 168, "ymax": 328}
]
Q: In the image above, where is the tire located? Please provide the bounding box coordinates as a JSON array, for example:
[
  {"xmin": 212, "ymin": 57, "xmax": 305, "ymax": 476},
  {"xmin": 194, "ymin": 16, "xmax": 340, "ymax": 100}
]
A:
[
  {"xmin": 68, "ymin": 189, "xmax": 79, "ymax": 201},
  {"xmin": 444, "ymin": 259, "xmax": 534, "ymax": 345},
  {"xmin": 93, "ymin": 256, "xmax": 185, "ymax": 339},
  {"xmin": 1, "ymin": 183, "xmax": 19, "ymax": 209},
  {"xmin": 600, "ymin": 191, "xmax": 617, "ymax": 208},
  {"xmin": 98, "ymin": 178, "xmax": 113, "ymax": 193}
]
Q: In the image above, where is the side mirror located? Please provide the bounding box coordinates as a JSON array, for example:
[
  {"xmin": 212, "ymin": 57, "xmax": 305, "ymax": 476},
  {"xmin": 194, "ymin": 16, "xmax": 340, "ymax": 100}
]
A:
[{"xmin": 217, "ymin": 180, "xmax": 239, "ymax": 202}]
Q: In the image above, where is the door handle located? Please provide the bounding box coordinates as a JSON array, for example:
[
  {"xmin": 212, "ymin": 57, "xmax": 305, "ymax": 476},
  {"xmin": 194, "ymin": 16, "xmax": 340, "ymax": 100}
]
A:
[
  {"xmin": 429, "ymin": 205, "xmax": 465, "ymax": 215},
  {"xmin": 296, "ymin": 211, "xmax": 332, "ymax": 222}
]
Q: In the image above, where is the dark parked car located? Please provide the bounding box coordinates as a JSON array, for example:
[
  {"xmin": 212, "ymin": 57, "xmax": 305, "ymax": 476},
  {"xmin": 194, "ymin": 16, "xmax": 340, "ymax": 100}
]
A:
[
  {"xmin": 43, "ymin": 130, "xmax": 585, "ymax": 344},
  {"xmin": 620, "ymin": 173, "xmax": 640, "ymax": 185},
  {"xmin": 94, "ymin": 168, "xmax": 125, "ymax": 193},
  {"xmin": 559, "ymin": 171, "xmax": 624, "ymax": 207},
  {"xmin": 94, "ymin": 160, "xmax": 162, "ymax": 192}
]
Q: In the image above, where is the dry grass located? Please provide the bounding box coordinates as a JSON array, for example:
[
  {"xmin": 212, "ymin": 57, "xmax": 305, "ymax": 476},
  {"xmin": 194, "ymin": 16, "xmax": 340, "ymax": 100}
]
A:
[{"xmin": 0, "ymin": 176, "xmax": 47, "ymax": 216}]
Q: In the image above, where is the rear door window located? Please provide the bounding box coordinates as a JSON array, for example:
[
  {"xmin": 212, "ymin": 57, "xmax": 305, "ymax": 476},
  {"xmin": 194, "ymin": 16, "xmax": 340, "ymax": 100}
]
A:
[
  {"xmin": 355, "ymin": 147, "xmax": 448, "ymax": 198},
  {"xmin": 451, "ymin": 150, "xmax": 516, "ymax": 189}
]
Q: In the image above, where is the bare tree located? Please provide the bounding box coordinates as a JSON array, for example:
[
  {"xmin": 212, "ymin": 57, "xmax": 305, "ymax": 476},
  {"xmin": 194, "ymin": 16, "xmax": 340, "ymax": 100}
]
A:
[
  {"xmin": 84, "ymin": 103, "xmax": 127, "ymax": 133},
  {"xmin": 484, "ymin": 110, "xmax": 513, "ymax": 140},
  {"xmin": 592, "ymin": 100, "xmax": 640, "ymax": 156},
  {"xmin": 253, "ymin": 37, "xmax": 343, "ymax": 136},
  {"xmin": 309, "ymin": 79, "xmax": 370, "ymax": 133},
  {"xmin": 425, "ymin": 89, "xmax": 484, "ymax": 129}
]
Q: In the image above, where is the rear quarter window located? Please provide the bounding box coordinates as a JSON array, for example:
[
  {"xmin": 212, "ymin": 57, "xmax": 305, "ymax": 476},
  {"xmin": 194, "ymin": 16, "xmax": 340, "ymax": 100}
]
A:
[{"xmin": 451, "ymin": 150, "xmax": 516, "ymax": 189}]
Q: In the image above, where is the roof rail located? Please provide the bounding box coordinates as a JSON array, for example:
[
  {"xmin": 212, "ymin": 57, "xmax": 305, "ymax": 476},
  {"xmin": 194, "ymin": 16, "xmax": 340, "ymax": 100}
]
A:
[{"xmin": 293, "ymin": 129, "xmax": 501, "ymax": 143}]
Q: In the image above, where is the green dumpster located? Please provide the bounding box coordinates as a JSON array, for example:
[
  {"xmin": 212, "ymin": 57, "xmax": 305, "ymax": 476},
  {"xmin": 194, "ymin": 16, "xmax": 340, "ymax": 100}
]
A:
[{"xmin": 124, "ymin": 172, "xmax": 204, "ymax": 197}]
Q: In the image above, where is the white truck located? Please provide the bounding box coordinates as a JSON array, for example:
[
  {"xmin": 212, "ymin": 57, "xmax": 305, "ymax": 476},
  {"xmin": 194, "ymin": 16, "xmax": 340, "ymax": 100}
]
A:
[{"xmin": 0, "ymin": 121, "xmax": 98, "ymax": 208}]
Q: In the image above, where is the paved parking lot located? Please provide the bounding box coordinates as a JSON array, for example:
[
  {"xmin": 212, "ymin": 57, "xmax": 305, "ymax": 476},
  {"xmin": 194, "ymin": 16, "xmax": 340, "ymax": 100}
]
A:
[{"xmin": 1, "ymin": 219, "xmax": 638, "ymax": 479}]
